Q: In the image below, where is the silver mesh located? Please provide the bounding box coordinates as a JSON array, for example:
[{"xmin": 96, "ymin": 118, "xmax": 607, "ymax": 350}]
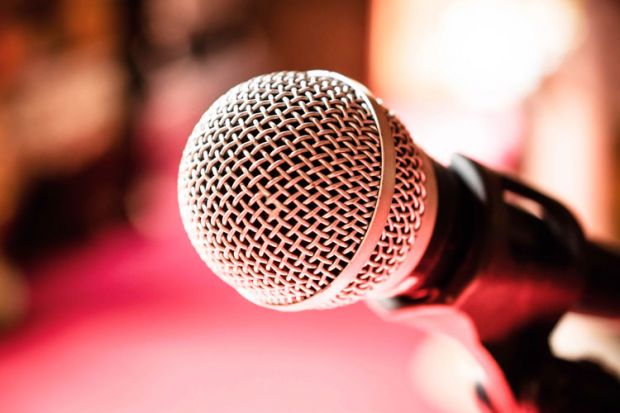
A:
[
  {"xmin": 329, "ymin": 114, "xmax": 426, "ymax": 307},
  {"xmin": 178, "ymin": 71, "xmax": 426, "ymax": 309}
]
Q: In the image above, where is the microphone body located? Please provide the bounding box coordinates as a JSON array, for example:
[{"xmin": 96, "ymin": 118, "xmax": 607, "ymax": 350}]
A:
[
  {"xmin": 178, "ymin": 70, "xmax": 619, "ymax": 343},
  {"xmin": 379, "ymin": 154, "xmax": 591, "ymax": 342}
]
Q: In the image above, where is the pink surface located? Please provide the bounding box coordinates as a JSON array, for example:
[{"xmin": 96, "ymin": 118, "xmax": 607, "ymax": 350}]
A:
[{"xmin": 0, "ymin": 175, "xmax": 443, "ymax": 413}]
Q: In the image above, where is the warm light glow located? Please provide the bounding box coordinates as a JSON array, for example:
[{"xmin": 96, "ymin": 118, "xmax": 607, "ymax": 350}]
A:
[
  {"xmin": 371, "ymin": 0, "xmax": 583, "ymax": 110},
  {"xmin": 385, "ymin": 101, "xmax": 523, "ymax": 167},
  {"xmin": 434, "ymin": 0, "xmax": 582, "ymax": 109}
]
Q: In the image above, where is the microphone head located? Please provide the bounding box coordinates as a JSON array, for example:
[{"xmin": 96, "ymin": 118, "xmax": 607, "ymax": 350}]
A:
[{"xmin": 178, "ymin": 71, "xmax": 436, "ymax": 310}]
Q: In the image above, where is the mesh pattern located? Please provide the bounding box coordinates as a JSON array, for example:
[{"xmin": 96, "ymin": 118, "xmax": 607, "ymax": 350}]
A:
[
  {"xmin": 329, "ymin": 114, "xmax": 426, "ymax": 307},
  {"xmin": 178, "ymin": 72, "xmax": 383, "ymax": 306}
]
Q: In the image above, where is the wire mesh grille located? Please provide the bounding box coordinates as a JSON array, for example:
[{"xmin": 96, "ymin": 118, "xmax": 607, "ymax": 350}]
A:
[
  {"xmin": 178, "ymin": 71, "xmax": 383, "ymax": 306},
  {"xmin": 329, "ymin": 114, "xmax": 426, "ymax": 307},
  {"xmin": 178, "ymin": 71, "xmax": 427, "ymax": 309}
]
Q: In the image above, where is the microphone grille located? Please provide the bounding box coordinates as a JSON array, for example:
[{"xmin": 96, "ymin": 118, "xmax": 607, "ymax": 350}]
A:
[
  {"xmin": 333, "ymin": 114, "xmax": 427, "ymax": 306},
  {"xmin": 178, "ymin": 71, "xmax": 428, "ymax": 309}
]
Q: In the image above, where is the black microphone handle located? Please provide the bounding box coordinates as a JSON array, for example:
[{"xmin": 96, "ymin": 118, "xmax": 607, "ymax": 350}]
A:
[
  {"xmin": 378, "ymin": 154, "xmax": 619, "ymax": 343},
  {"xmin": 578, "ymin": 241, "xmax": 620, "ymax": 317}
]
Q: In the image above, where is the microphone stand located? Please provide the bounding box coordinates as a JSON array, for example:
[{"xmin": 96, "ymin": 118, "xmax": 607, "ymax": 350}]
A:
[
  {"xmin": 486, "ymin": 321, "xmax": 620, "ymax": 412},
  {"xmin": 372, "ymin": 155, "xmax": 620, "ymax": 412}
]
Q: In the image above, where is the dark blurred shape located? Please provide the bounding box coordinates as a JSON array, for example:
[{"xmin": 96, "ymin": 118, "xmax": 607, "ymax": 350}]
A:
[
  {"xmin": 0, "ymin": 0, "xmax": 135, "ymax": 261},
  {"xmin": 0, "ymin": 258, "xmax": 27, "ymax": 330},
  {"xmin": 488, "ymin": 325, "xmax": 620, "ymax": 413}
]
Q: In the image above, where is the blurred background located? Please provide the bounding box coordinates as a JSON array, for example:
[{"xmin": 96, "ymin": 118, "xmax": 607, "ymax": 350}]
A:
[{"xmin": 0, "ymin": 0, "xmax": 618, "ymax": 412}]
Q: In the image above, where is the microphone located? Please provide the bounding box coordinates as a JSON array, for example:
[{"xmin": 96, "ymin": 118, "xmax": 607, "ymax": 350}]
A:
[{"xmin": 178, "ymin": 70, "xmax": 619, "ymax": 341}]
